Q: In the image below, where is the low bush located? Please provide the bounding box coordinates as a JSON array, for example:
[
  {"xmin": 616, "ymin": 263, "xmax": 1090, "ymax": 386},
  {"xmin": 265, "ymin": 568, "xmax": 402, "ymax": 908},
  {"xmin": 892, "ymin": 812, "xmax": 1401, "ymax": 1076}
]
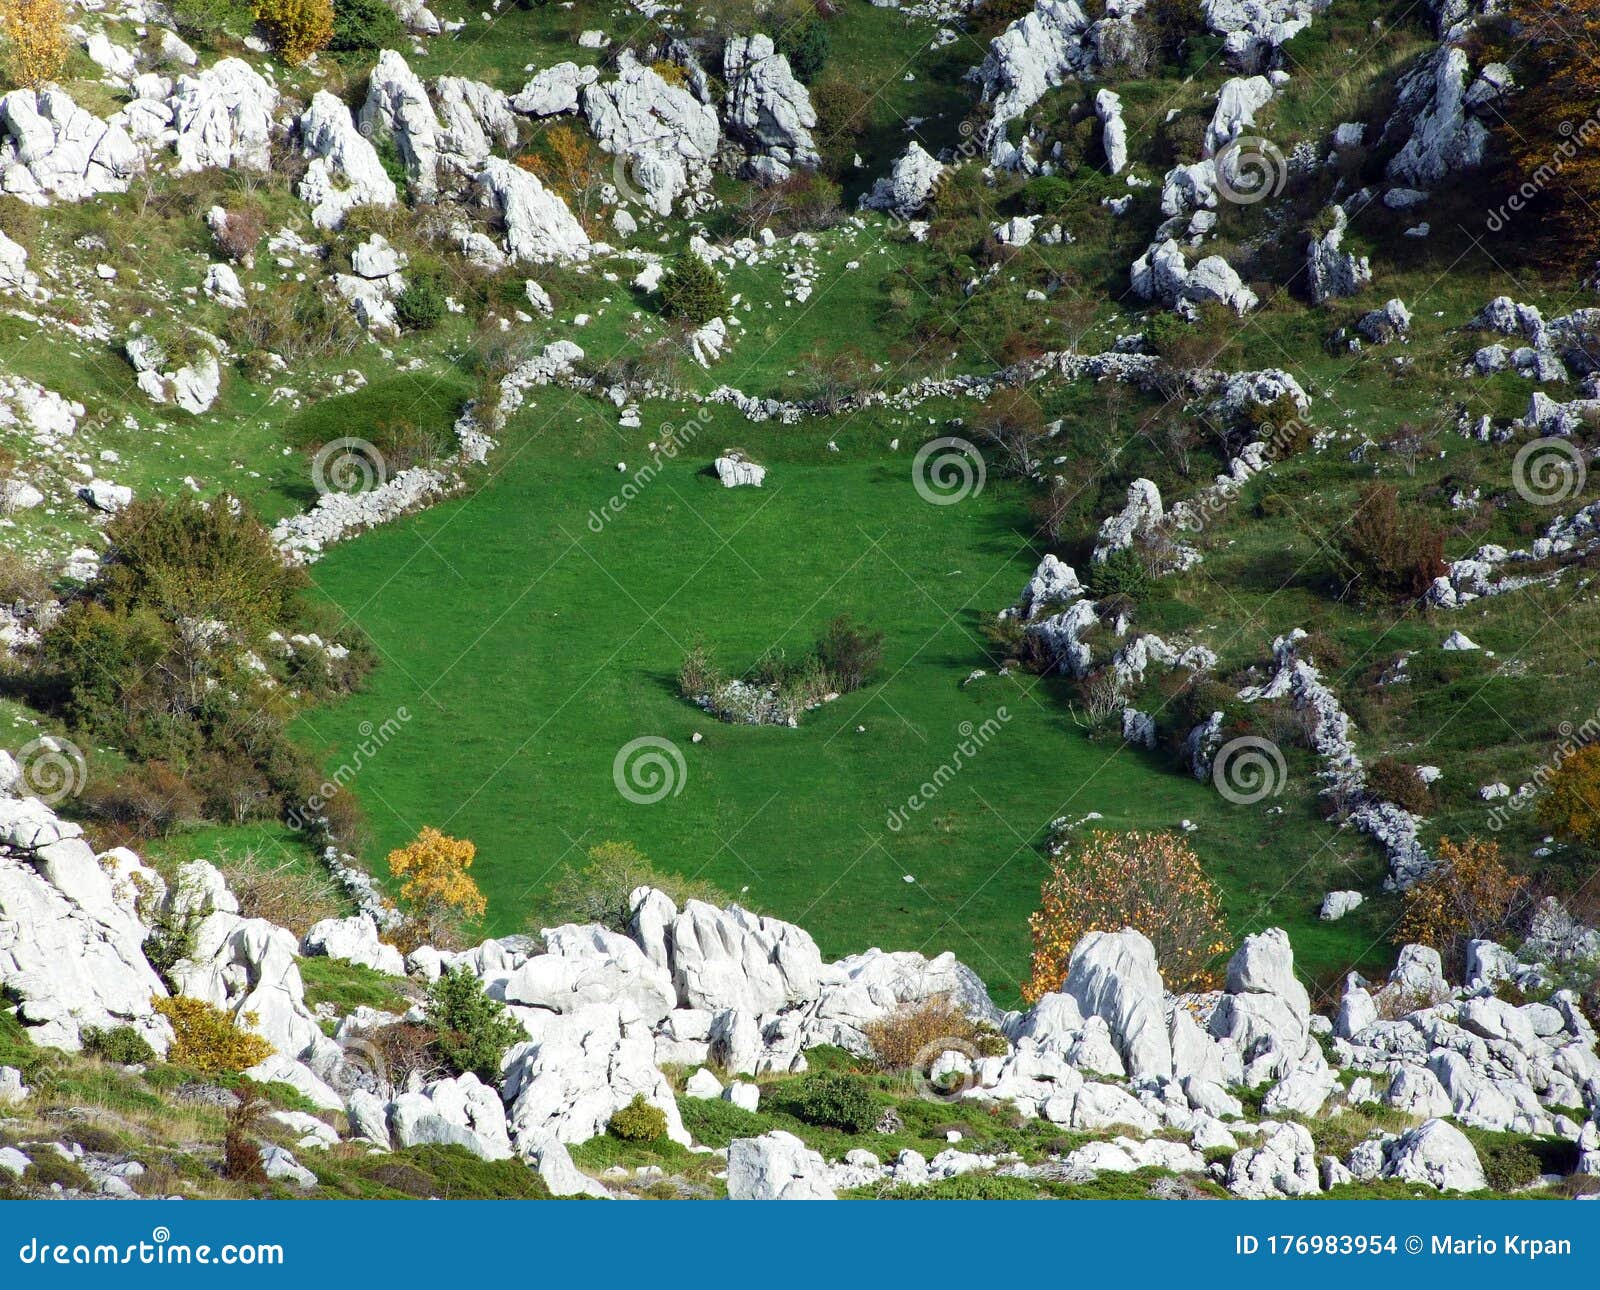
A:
[
  {"xmin": 254, "ymin": 0, "xmax": 334, "ymax": 64},
  {"xmin": 81, "ymin": 1025, "xmax": 157, "ymax": 1065},
  {"xmin": 531, "ymin": 840, "xmax": 730, "ymax": 934},
  {"xmin": 1086, "ymin": 547, "xmax": 1151, "ymax": 601},
  {"xmin": 222, "ymin": 1080, "xmax": 271, "ymax": 1183},
  {"xmin": 327, "ymin": 0, "xmax": 404, "ymax": 56},
  {"xmin": 1366, "ymin": 756, "xmax": 1432, "ymax": 815},
  {"xmin": 658, "ymin": 252, "xmax": 727, "ymax": 328},
  {"xmin": 223, "ymin": 852, "xmax": 343, "ymax": 939},
  {"xmin": 780, "ymin": 1071, "xmax": 879, "ymax": 1133},
  {"xmin": 607, "ymin": 1094, "xmax": 669, "ymax": 1142},
  {"xmin": 394, "ymin": 275, "xmax": 447, "ymax": 331},
  {"xmin": 1336, "ymin": 484, "xmax": 1447, "ymax": 602},
  {"xmin": 424, "ymin": 968, "xmax": 524, "ymax": 1083},
  {"xmin": 154, "ymin": 996, "xmax": 274, "ymax": 1075},
  {"xmin": 864, "ymin": 996, "xmax": 1007, "ymax": 1071}
]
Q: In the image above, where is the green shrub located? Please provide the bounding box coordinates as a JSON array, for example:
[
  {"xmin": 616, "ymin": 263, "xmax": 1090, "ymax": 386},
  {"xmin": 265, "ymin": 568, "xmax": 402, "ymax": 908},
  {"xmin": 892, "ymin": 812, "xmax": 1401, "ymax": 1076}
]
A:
[
  {"xmin": 607, "ymin": 1094, "xmax": 669, "ymax": 1142},
  {"xmin": 171, "ymin": 0, "xmax": 255, "ymax": 41},
  {"xmin": 782, "ymin": 1071, "xmax": 878, "ymax": 1133},
  {"xmin": 814, "ymin": 614, "xmax": 885, "ymax": 694},
  {"xmin": 425, "ymin": 967, "xmax": 524, "ymax": 1082},
  {"xmin": 777, "ymin": 19, "xmax": 830, "ymax": 84},
  {"xmin": 81, "ymin": 1025, "xmax": 157, "ymax": 1065},
  {"xmin": 1474, "ymin": 1134, "xmax": 1543, "ymax": 1193},
  {"xmin": 1087, "ymin": 547, "xmax": 1150, "ymax": 600},
  {"xmin": 658, "ymin": 252, "xmax": 727, "ymax": 328},
  {"xmin": 394, "ymin": 275, "xmax": 446, "ymax": 331},
  {"xmin": 328, "ymin": 0, "xmax": 404, "ymax": 56}
]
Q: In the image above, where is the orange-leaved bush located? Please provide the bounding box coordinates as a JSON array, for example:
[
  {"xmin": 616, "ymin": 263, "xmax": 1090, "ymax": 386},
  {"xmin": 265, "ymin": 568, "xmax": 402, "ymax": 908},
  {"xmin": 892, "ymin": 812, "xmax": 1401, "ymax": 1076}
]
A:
[
  {"xmin": 1491, "ymin": 0, "xmax": 1600, "ymax": 273},
  {"xmin": 1, "ymin": 0, "xmax": 70, "ymax": 88},
  {"xmin": 1394, "ymin": 836, "xmax": 1528, "ymax": 952},
  {"xmin": 1537, "ymin": 743, "xmax": 1600, "ymax": 848},
  {"xmin": 1022, "ymin": 829, "xmax": 1229, "ymax": 1002},
  {"xmin": 387, "ymin": 826, "xmax": 485, "ymax": 941}
]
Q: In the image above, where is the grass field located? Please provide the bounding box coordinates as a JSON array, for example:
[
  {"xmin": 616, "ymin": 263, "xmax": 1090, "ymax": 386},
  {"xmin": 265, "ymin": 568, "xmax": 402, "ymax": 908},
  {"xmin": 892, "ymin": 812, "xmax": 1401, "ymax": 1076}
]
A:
[{"xmin": 293, "ymin": 386, "xmax": 1391, "ymax": 1004}]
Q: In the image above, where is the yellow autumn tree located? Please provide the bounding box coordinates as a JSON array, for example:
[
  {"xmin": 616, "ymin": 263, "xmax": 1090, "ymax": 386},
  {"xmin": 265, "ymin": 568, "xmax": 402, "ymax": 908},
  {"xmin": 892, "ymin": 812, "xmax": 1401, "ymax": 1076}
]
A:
[
  {"xmin": 1022, "ymin": 829, "xmax": 1229, "ymax": 1002},
  {"xmin": 388, "ymin": 826, "xmax": 485, "ymax": 945},
  {"xmin": 1, "ymin": 0, "xmax": 70, "ymax": 89},
  {"xmin": 516, "ymin": 123, "xmax": 609, "ymax": 228},
  {"xmin": 254, "ymin": 0, "xmax": 334, "ymax": 66},
  {"xmin": 1538, "ymin": 743, "xmax": 1600, "ymax": 848},
  {"xmin": 1394, "ymin": 836, "xmax": 1528, "ymax": 952}
]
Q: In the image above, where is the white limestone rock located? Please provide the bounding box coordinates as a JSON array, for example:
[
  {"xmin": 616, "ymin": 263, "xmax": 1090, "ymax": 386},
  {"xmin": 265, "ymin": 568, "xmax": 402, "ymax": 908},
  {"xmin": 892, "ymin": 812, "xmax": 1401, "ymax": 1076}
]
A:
[
  {"xmin": 169, "ymin": 59, "xmax": 277, "ymax": 175},
  {"xmin": 475, "ymin": 158, "xmax": 591, "ymax": 264},
  {"xmin": 726, "ymin": 1131, "xmax": 835, "ymax": 1199},
  {"xmin": 860, "ymin": 141, "xmax": 944, "ymax": 217},
  {"xmin": 723, "ymin": 35, "xmax": 819, "ymax": 178},
  {"xmin": 581, "ymin": 61, "xmax": 718, "ymax": 216},
  {"xmin": 302, "ymin": 914, "xmax": 406, "ymax": 976},
  {"xmin": 0, "ymin": 87, "xmax": 141, "ymax": 203},
  {"xmin": 298, "ymin": 91, "xmax": 398, "ymax": 231}
]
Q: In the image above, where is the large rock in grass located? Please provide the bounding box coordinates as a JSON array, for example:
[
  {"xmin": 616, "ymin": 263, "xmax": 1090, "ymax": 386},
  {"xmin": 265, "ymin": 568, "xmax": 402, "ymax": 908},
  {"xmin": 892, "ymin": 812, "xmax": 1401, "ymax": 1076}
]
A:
[
  {"xmin": 1062, "ymin": 929, "xmax": 1172, "ymax": 1081},
  {"xmin": 722, "ymin": 35, "xmax": 818, "ymax": 180},
  {"xmin": 0, "ymin": 87, "xmax": 141, "ymax": 203},
  {"xmin": 1383, "ymin": 1118, "xmax": 1487, "ymax": 1191},
  {"xmin": 297, "ymin": 91, "xmax": 397, "ymax": 230},
  {"xmin": 474, "ymin": 158, "xmax": 591, "ymax": 264},
  {"xmin": 1209, "ymin": 928, "xmax": 1319, "ymax": 1086},
  {"xmin": 860, "ymin": 141, "xmax": 944, "ymax": 217},
  {"xmin": 0, "ymin": 796, "xmax": 170, "ymax": 1053},
  {"xmin": 581, "ymin": 60, "xmax": 718, "ymax": 215},
  {"xmin": 170, "ymin": 58, "xmax": 277, "ymax": 174},
  {"xmin": 726, "ymin": 1131, "xmax": 835, "ymax": 1199},
  {"xmin": 502, "ymin": 1004, "xmax": 688, "ymax": 1148}
]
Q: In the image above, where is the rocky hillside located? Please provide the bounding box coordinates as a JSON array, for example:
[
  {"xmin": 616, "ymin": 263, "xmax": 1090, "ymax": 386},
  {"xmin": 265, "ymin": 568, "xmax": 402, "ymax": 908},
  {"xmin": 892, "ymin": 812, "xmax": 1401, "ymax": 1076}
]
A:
[
  {"xmin": 1, "ymin": 0, "xmax": 1599, "ymax": 1201},
  {"xmin": 1, "ymin": 786, "xmax": 1598, "ymax": 1199}
]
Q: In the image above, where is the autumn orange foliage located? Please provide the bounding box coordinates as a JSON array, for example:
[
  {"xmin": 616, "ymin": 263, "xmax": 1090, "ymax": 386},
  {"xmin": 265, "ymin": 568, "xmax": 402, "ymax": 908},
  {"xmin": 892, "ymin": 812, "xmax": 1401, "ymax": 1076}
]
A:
[
  {"xmin": 1022, "ymin": 829, "xmax": 1229, "ymax": 1002},
  {"xmin": 1394, "ymin": 836, "xmax": 1528, "ymax": 951},
  {"xmin": 516, "ymin": 124, "xmax": 609, "ymax": 229},
  {"xmin": 1538, "ymin": 743, "xmax": 1600, "ymax": 848},
  {"xmin": 1492, "ymin": 0, "xmax": 1600, "ymax": 271}
]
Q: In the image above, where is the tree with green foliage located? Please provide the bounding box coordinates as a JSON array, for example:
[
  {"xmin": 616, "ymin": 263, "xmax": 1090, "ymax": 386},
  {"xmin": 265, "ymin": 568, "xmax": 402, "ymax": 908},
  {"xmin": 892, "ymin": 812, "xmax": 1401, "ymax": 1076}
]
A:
[
  {"xmin": 425, "ymin": 967, "xmax": 525, "ymax": 1082},
  {"xmin": 658, "ymin": 252, "xmax": 727, "ymax": 328},
  {"xmin": 394, "ymin": 275, "xmax": 446, "ymax": 331},
  {"xmin": 777, "ymin": 19, "xmax": 830, "ymax": 84}
]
